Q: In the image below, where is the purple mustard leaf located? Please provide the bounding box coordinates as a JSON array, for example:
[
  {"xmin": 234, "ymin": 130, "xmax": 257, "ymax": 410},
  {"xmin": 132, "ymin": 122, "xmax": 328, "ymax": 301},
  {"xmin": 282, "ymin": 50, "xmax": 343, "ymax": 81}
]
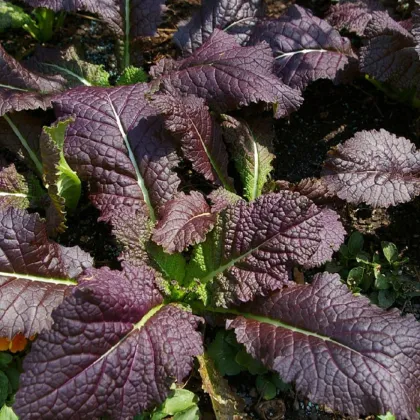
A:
[
  {"xmin": 303, "ymin": 208, "xmax": 346, "ymax": 267},
  {"xmin": 207, "ymin": 187, "xmax": 242, "ymax": 213},
  {"xmin": 14, "ymin": 263, "xmax": 203, "ymax": 419},
  {"xmin": 322, "ymin": 129, "xmax": 420, "ymax": 207},
  {"xmin": 0, "ymin": 159, "xmax": 31, "ymax": 210},
  {"xmin": 275, "ymin": 177, "xmax": 339, "ymax": 205},
  {"xmin": 153, "ymin": 84, "xmax": 233, "ymax": 188},
  {"xmin": 248, "ymin": 5, "xmax": 357, "ymax": 90},
  {"xmin": 151, "ymin": 29, "xmax": 303, "ymax": 119},
  {"xmin": 326, "ymin": 0, "xmax": 385, "ymax": 36},
  {"xmin": 360, "ymin": 10, "xmax": 420, "ymax": 95},
  {"xmin": 227, "ymin": 272, "xmax": 420, "ymax": 419},
  {"xmin": 0, "ymin": 207, "xmax": 93, "ymax": 339},
  {"xmin": 174, "ymin": 0, "xmax": 265, "ymax": 54},
  {"xmin": 186, "ymin": 191, "xmax": 342, "ymax": 307},
  {"xmin": 152, "ymin": 191, "xmax": 217, "ymax": 253},
  {"xmin": 0, "ymin": 45, "xmax": 65, "ymax": 116},
  {"xmin": 53, "ymin": 83, "xmax": 180, "ymax": 262}
]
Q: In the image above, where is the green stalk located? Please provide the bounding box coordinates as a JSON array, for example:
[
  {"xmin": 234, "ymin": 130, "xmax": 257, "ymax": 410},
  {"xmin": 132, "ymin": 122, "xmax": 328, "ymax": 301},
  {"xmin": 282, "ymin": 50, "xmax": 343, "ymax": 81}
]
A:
[{"xmin": 3, "ymin": 115, "xmax": 43, "ymax": 176}]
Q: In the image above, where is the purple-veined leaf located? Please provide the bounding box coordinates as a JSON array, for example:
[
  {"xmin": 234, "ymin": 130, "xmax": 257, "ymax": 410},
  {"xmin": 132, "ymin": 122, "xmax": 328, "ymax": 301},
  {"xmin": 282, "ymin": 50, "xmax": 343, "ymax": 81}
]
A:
[
  {"xmin": 303, "ymin": 208, "xmax": 346, "ymax": 267},
  {"xmin": 221, "ymin": 115, "xmax": 274, "ymax": 201},
  {"xmin": 360, "ymin": 10, "xmax": 420, "ymax": 95},
  {"xmin": 0, "ymin": 159, "xmax": 31, "ymax": 210},
  {"xmin": 0, "ymin": 207, "xmax": 93, "ymax": 339},
  {"xmin": 54, "ymin": 83, "xmax": 180, "ymax": 262},
  {"xmin": 275, "ymin": 177, "xmax": 338, "ymax": 205},
  {"xmin": 207, "ymin": 187, "xmax": 242, "ymax": 213},
  {"xmin": 153, "ymin": 84, "xmax": 232, "ymax": 188},
  {"xmin": 248, "ymin": 5, "xmax": 357, "ymax": 90},
  {"xmin": 152, "ymin": 191, "xmax": 217, "ymax": 254},
  {"xmin": 186, "ymin": 191, "xmax": 344, "ymax": 306},
  {"xmin": 14, "ymin": 263, "xmax": 203, "ymax": 419},
  {"xmin": 174, "ymin": 0, "xmax": 265, "ymax": 54},
  {"xmin": 0, "ymin": 45, "xmax": 65, "ymax": 116},
  {"xmin": 326, "ymin": 0, "xmax": 385, "ymax": 36},
  {"xmin": 322, "ymin": 129, "xmax": 420, "ymax": 207},
  {"xmin": 151, "ymin": 29, "xmax": 303, "ymax": 119},
  {"xmin": 227, "ymin": 272, "xmax": 420, "ymax": 418}
]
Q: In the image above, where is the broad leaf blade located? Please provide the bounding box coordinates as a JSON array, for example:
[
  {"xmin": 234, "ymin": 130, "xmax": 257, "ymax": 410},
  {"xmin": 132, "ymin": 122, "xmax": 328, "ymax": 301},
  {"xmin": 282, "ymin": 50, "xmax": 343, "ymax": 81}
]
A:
[
  {"xmin": 221, "ymin": 115, "xmax": 274, "ymax": 201},
  {"xmin": 153, "ymin": 85, "xmax": 232, "ymax": 188},
  {"xmin": 0, "ymin": 207, "xmax": 93, "ymax": 339},
  {"xmin": 151, "ymin": 29, "xmax": 303, "ymax": 119},
  {"xmin": 0, "ymin": 45, "xmax": 65, "ymax": 116},
  {"xmin": 227, "ymin": 272, "xmax": 420, "ymax": 419},
  {"xmin": 322, "ymin": 129, "xmax": 420, "ymax": 207},
  {"xmin": 326, "ymin": 0, "xmax": 385, "ymax": 36},
  {"xmin": 360, "ymin": 11, "xmax": 420, "ymax": 95},
  {"xmin": 186, "ymin": 191, "xmax": 343, "ymax": 306},
  {"xmin": 174, "ymin": 0, "xmax": 265, "ymax": 54},
  {"xmin": 249, "ymin": 6, "xmax": 357, "ymax": 90},
  {"xmin": 14, "ymin": 264, "xmax": 203, "ymax": 419},
  {"xmin": 152, "ymin": 191, "xmax": 217, "ymax": 253}
]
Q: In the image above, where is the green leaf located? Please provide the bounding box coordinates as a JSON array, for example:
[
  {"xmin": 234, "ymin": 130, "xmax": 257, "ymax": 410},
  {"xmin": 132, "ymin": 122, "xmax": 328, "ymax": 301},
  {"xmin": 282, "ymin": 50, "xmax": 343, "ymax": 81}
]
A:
[
  {"xmin": 256, "ymin": 375, "xmax": 277, "ymax": 400},
  {"xmin": 378, "ymin": 289, "xmax": 396, "ymax": 308},
  {"xmin": 0, "ymin": 1, "xmax": 32, "ymax": 32},
  {"xmin": 0, "ymin": 371, "xmax": 9, "ymax": 407},
  {"xmin": 116, "ymin": 65, "xmax": 148, "ymax": 85},
  {"xmin": 377, "ymin": 411, "xmax": 396, "ymax": 420},
  {"xmin": 0, "ymin": 354, "xmax": 12, "ymax": 368},
  {"xmin": 381, "ymin": 242, "xmax": 399, "ymax": 264},
  {"xmin": 4, "ymin": 368, "xmax": 19, "ymax": 394},
  {"xmin": 147, "ymin": 242, "xmax": 186, "ymax": 284},
  {"xmin": 348, "ymin": 231, "xmax": 364, "ymax": 256},
  {"xmin": 0, "ymin": 405, "xmax": 18, "ymax": 420},
  {"xmin": 208, "ymin": 331, "xmax": 243, "ymax": 376},
  {"xmin": 374, "ymin": 271, "xmax": 390, "ymax": 290},
  {"xmin": 173, "ymin": 406, "xmax": 200, "ymax": 420},
  {"xmin": 235, "ymin": 349, "xmax": 267, "ymax": 375},
  {"xmin": 347, "ymin": 266, "xmax": 364, "ymax": 287},
  {"xmin": 221, "ymin": 116, "xmax": 275, "ymax": 201},
  {"xmin": 160, "ymin": 389, "xmax": 198, "ymax": 415}
]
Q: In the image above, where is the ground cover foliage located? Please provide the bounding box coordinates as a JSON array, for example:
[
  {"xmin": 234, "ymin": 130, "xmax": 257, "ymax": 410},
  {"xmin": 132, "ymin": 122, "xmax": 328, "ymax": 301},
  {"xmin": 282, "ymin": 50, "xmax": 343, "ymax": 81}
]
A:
[{"xmin": 0, "ymin": 0, "xmax": 420, "ymax": 418}]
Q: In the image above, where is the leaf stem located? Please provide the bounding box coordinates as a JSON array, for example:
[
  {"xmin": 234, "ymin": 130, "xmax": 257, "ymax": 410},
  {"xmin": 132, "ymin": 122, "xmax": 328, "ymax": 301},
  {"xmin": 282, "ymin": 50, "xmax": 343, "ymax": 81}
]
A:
[{"xmin": 3, "ymin": 114, "xmax": 43, "ymax": 176}]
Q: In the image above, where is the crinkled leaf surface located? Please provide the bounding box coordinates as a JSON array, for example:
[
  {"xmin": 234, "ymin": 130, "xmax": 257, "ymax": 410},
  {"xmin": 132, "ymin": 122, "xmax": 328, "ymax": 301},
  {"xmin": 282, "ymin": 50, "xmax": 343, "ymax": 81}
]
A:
[
  {"xmin": 0, "ymin": 159, "xmax": 30, "ymax": 209},
  {"xmin": 326, "ymin": 0, "xmax": 385, "ymax": 36},
  {"xmin": 40, "ymin": 118, "xmax": 82, "ymax": 235},
  {"xmin": 322, "ymin": 129, "xmax": 420, "ymax": 207},
  {"xmin": 0, "ymin": 207, "xmax": 93, "ymax": 339},
  {"xmin": 153, "ymin": 85, "xmax": 232, "ymax": 188},
  {"xmin": 186, "ymin": 191, "xmax": 343, "ymax": 306},
  {"xmin": 54, "ymin": 84, "xmax": 180, "ymax": 262},
  {"xmin": 249, "ymin": 6, "xmax": 356, "ymax": 90},
  {"xmin": 276, "ymin": 177, "xmax": 338, "ymax": 205},
  {"xmin": 227, "ymin": 272, "xmax": 420, "ymax": 418},
  {"xmin": 360, "ymin": 11, "xmax": 420, "ymax": 95},
  {"xmin": 222, "ymin": 115, "xmax": 274, "ymax": 201},
  {"xmin": 15, "ymin": 264, "xmax": 203, "ymax": 419},
  {"xmin": 152, "ymin": 191, "xmax": 217, "ymax": 253},
  {"xmin": 174, "ymin": 0, "xmax": 265, "ymax": 54},
  {"xmin": 151, "ymin": 29, "xmax": 303, "ymax": 119},
  {"xmin": 54, "ymin": 84, "xmax": 180, "ymax": 222},
  {"xmin": 303, "ymin": 208, "xmax": 346, "ymax": 267},
  {"xmin": 0, "ymin": 45, "xmax": 65, "ymax": 116}
]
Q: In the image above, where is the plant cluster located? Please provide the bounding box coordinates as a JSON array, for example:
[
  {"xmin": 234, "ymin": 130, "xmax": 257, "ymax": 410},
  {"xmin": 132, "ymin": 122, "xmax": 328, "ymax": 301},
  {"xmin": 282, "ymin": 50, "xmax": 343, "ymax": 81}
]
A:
[{"xmin": 0, "ymin": 0, "xmax": 420, "ymax": 419}]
